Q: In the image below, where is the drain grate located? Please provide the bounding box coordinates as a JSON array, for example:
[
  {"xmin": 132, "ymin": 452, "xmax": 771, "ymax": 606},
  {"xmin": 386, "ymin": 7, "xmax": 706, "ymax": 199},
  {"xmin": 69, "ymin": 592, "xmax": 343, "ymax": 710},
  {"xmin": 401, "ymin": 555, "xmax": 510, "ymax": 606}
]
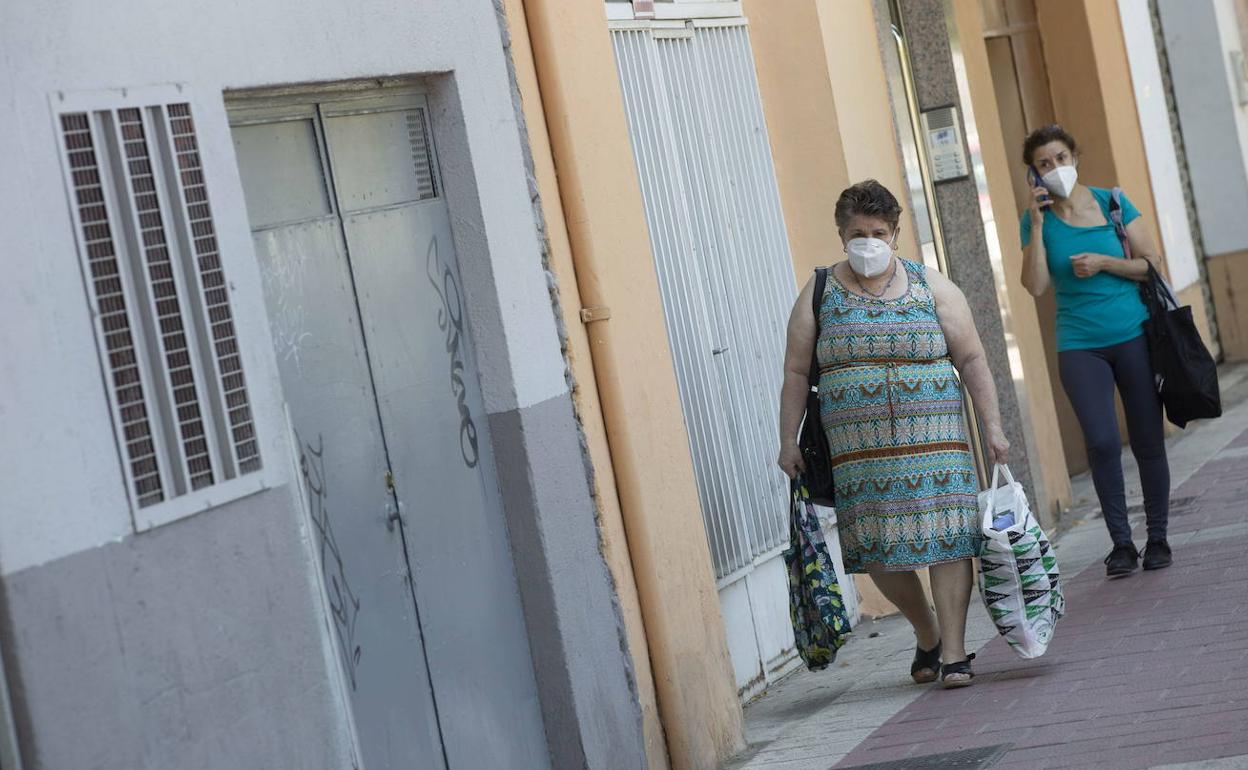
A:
[
  {"xmin": 1127, "ymin": 495, "xmax": 1198, "ymax": 516},
  {"xmin": 835, "ymin": 744, "xmax": 1012, "ymax": 770}
]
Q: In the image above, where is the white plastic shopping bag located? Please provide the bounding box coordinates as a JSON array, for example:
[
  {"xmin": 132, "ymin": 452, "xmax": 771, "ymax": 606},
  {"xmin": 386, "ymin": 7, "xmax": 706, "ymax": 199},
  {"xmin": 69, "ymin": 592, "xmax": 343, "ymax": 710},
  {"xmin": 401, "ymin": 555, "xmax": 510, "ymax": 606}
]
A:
[{"xmin": 977, "ymin": 464, "xmax": 1065, "ymax": 659}]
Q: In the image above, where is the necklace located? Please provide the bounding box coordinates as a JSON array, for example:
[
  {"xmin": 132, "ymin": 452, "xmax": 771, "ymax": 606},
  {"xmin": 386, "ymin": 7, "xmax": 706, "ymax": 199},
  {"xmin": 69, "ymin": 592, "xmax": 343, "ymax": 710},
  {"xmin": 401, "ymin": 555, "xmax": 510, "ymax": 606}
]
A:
[{"xmin": 851, "ymin": 257, "xmax": 900, "ymax": 299}]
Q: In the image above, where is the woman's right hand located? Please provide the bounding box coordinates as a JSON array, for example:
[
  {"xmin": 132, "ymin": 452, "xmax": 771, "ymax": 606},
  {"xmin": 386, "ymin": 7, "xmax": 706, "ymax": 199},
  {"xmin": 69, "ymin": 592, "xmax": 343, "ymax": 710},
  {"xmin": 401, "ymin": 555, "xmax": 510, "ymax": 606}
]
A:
[
  {"xmin": 777, "ymin": 442, "xmax": 805, "ymax": 479},
  {"xmin": 1029, "ymin": 185, "xmax": 1051, "ymax": 221}
]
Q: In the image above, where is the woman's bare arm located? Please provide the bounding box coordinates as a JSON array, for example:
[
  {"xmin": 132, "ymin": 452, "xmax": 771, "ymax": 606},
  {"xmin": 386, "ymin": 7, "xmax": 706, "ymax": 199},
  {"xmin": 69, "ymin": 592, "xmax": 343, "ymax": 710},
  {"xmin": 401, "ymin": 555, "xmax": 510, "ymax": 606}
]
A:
[
  {"xmin": 777, "ymin": 276, "xmax": 817, "ymax": 478},
  {"xmin": 927, "ymin": 269, "xmax": 1010, "ymax": 464},
  {"xmin": 1021, "ymin": 229, "xmax": 1050, "ymax": 296},
  {"xmin": 1021, "ymin": 188, "xmax": 1051, "ymax": 296}
]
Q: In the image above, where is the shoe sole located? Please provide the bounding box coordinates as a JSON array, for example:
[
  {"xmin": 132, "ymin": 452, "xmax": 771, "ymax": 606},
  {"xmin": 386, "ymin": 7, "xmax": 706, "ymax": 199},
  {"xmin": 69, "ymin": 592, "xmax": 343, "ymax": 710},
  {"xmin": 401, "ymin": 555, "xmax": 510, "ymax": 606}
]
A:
[
  {"xmin": 941, "ymin": 677, "xmax": 974, "ymax": 689},
  {"xmin": 1106, "ymin": 567, "xmax": 1137, "ymax": 578},
  {"xmin": 1143, "ymin": 561, "xmax": 1172, "ymax": 571}
]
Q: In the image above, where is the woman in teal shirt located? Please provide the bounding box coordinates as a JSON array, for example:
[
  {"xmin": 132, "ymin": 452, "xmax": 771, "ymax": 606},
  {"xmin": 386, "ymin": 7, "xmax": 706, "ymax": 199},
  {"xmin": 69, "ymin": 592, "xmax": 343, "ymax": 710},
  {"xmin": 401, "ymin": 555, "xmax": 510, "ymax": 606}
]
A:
[{"xmin": 1020, "ymin": 124, "xmax": 1171, "ymax": 578}]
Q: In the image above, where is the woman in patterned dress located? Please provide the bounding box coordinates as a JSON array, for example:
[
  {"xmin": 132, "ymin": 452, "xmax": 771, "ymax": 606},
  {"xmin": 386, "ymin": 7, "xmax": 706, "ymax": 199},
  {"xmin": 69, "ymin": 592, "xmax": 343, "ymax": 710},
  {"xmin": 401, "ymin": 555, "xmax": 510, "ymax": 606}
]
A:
[{"xmin": 777, "ymin": 180, "xmax": 1010, "ymax": 688}]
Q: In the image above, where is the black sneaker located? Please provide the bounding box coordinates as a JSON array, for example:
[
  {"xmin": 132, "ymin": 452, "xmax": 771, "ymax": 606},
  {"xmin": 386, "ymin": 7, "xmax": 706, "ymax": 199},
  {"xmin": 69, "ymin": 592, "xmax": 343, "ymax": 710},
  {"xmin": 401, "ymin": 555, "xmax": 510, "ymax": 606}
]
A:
[
  {"xmin": 1143, "ymin": 540, "xmax": 1172, "ymax": 570},
  {"xmin": 1104, "ymin": 544, "xmax": 1139, "ymax": 578}
]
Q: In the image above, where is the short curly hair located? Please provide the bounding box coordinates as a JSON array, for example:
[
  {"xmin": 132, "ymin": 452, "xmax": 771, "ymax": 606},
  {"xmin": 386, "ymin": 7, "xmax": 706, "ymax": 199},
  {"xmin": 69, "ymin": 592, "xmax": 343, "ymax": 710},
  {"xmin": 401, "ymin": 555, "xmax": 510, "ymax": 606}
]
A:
[
  {"xmin": 834, "ymin": 180, "xmax": 902, "ymax": 232},
  {"xmin": 1022, "ymin": 124, "xmax": 1078, "ymax": 166}
]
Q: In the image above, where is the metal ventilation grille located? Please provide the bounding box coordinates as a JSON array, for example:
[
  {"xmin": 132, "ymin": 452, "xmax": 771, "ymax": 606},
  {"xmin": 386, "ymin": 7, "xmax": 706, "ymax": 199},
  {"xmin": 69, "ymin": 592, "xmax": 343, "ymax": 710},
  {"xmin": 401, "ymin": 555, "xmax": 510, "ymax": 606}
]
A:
[
  {"xmin": 165, "ymin": 103, "xmax": 262, "ymax": 475},
  {"xmin": 116, "ymin": 108, "xmax": 216, "ymax": 491},
  {"xmin": 58, "ymin": 94, "xmax": 263, "ymax": 522},
  {"xmin": 61, "ymin": 112, "xmax": 166, "ymax": 507},
  {"xmin": 406, "ymin": 109, "xmax": 438, "ymax": 200}
]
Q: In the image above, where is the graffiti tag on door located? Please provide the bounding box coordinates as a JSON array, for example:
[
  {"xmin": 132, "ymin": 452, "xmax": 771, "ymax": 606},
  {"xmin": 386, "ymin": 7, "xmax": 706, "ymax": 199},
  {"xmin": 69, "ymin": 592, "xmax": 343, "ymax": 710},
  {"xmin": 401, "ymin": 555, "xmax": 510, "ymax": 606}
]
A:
[
  {"xmin": 425, "ymin": 236, "xmax": 480, "ymax": 468},
  {"xmin": 296, "ymin": 431, "xmax": 363, "ymax": 689}
]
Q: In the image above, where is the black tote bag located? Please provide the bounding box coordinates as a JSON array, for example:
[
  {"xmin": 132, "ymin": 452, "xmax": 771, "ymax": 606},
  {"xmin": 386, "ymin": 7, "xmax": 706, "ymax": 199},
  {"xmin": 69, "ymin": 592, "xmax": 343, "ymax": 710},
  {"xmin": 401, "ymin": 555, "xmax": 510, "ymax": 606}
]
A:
[
  {"xmin": 1109, "ymin": 189, "xmax": 1221, "ymax": 428},
  {"xmin": 799, "ymin": 268, "xmax": 836, "ymax": 506},
  {"xmin": 1138, "ymin": 264, "xmax": 1222, "ymax": 428}
]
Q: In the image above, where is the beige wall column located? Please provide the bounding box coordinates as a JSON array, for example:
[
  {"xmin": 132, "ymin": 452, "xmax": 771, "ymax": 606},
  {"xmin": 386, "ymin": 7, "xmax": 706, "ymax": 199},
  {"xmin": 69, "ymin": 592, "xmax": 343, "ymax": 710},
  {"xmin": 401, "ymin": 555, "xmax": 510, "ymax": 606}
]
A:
[
  {"xmin": 500, "ymin": 4, "xmax": 669, "ymax": 767},
  {"xmin": 815, "ymin": 0, "xmax": 923, "ymax": 265},
  {"xmin": 743, "ymin": 0, "xmax": 848, "ymax": 276},
  {"xmin": 1035, "ymin": 1, "xmax": 1166, "ymax": 268},
  {"xmin": 744, "ymin": 0, "xmax": 923, "ymax": 276},
  {"xmin": 519, "ymin": 2, "xmax": 745, "ymax": 769},
  {"xmin": 949, "ymin": 0, "xmax": 1072, "ymax": 519},
  {"xmin": 743, "ymin": 0, "xmax": 920, "ymax": 276}
]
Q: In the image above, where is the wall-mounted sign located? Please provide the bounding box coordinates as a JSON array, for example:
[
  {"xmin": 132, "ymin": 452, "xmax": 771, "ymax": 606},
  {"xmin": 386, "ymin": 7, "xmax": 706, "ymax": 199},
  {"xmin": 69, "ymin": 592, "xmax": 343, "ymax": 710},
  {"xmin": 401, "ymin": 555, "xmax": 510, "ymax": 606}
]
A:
[{"xmin": 920, "ymin": 105, "xmax": 969, "ymax": 183}]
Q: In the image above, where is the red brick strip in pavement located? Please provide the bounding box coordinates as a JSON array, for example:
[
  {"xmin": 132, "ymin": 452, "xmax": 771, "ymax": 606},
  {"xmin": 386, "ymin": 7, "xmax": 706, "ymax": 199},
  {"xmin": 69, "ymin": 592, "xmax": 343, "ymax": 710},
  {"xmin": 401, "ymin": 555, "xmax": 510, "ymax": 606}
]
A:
[{"xmin": 834, "ymin": 427, "xmax": 1248, "ymax": 770}]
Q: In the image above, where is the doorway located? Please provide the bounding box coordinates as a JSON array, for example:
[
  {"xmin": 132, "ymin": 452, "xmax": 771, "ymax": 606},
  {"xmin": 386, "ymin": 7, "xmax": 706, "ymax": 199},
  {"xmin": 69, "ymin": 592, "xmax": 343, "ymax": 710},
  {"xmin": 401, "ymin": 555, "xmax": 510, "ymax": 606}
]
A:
[
  {"xmin": 228, "ymin": 86, "xmax": 550, "ymax": 769},
  {"xmin": 978, "ymin": 0, "xmax": 1092, "ymax": 474}
]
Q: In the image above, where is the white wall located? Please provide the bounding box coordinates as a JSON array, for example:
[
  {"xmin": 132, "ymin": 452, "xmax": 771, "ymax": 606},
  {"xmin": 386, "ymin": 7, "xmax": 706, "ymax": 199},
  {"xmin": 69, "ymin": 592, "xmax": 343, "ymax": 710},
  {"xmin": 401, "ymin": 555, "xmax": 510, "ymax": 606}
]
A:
[
  {"xmin": 0, "ymin": 0, "xmax": 568, "ymax": 575},
  {"xmin": 1117, "ymin": 0, "xmax": 1200, "ymax": 290},
  {"xmin": 1158, "ymin": 0, "xmax": 1248, "ymax": 258},
  {"xmin": 1214, "ymin": 0, "xmax": 1248, "ymax": 219}
]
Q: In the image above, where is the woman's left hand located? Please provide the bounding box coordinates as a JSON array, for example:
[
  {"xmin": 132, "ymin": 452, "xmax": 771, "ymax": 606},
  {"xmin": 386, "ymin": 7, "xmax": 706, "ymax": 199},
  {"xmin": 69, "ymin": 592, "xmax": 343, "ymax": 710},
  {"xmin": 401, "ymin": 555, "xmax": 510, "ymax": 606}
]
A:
[
  {"xmin": 1069, "ymin": 253, "xmax": 1105, "ymax": 278},
  {"xmin": 986, "ymin": 424, "xmax": 1010, "ymax": 465}
]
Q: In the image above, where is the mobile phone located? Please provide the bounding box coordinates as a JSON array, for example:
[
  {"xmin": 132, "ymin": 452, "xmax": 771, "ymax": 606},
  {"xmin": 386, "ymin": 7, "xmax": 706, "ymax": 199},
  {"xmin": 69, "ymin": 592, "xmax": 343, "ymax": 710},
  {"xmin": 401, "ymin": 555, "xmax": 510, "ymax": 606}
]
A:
[{"xmin": 1028, "ymin": 165, "xmax": 1051, "ymax": 205}]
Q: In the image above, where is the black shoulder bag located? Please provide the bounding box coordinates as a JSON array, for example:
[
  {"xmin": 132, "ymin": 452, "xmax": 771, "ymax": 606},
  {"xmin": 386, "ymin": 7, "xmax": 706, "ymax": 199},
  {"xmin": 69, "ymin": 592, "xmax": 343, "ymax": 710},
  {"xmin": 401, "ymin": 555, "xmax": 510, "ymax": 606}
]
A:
[
  {"xmin": 1108, "ymin": 188, "xmax": 1221, "ymax": 428},
  {"xmin": 798, "ymin": 267, "xmax": 836, "ymax": 505}
]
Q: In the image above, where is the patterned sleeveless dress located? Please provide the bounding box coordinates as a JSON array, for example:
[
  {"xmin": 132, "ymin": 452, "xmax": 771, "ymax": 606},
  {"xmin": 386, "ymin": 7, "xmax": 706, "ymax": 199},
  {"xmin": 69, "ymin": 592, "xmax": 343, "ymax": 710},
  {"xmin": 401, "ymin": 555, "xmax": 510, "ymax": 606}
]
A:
[{"xmin": 816, "ymin": 259, "xmax": 981, "ymax": 573}]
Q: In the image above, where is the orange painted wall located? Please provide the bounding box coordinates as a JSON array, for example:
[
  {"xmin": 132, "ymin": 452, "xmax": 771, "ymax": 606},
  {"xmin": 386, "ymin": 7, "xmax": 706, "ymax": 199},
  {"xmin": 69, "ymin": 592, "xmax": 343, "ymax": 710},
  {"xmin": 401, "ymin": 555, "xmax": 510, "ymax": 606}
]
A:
[
  {"xmin": 499, "ymin": 5, "xmax": 671, "ymax": 767},
  {"xmin": 1035, "ymin": 0, "xmax": 1166, "ymax": 268},
  {"xmin": 517, "ymin": 1, "xmax": 746, "ymax": 768}
]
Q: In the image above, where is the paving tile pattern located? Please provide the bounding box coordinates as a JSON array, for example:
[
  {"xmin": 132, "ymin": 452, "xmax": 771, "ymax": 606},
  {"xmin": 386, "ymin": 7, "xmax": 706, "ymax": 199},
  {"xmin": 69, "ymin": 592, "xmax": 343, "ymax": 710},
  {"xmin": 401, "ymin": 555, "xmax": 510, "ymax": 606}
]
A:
[{"xmin": 833, "ymin": 428, "xmax": 1248, "ymax": 770}]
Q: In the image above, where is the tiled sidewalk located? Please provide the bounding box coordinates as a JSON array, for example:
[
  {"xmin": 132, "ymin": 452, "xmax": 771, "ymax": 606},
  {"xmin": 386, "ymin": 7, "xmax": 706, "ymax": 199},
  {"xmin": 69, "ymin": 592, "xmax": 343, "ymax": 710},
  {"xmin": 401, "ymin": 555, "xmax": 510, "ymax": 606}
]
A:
[
  {"xmin": 833, "ymin": 427, "xmax": 1248, "ymax": 770},
  {"xmin": 730, "ymin": 365, "xmax": 1248, "ymax": 770}
]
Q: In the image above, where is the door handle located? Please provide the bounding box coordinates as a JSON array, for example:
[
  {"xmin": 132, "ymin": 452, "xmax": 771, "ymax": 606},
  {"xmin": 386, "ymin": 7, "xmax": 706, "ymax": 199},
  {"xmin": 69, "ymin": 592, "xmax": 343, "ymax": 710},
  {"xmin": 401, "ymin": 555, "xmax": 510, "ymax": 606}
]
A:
[{"xmin": 384, "ymin": 471, "xmax": 401, "ymax": 531}]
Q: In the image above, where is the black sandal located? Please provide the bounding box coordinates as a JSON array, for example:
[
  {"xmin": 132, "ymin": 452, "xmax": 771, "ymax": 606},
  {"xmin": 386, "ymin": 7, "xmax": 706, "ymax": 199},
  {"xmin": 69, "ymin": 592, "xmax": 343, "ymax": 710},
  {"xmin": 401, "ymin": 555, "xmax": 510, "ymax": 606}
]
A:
[
  {"xmin": 910, "ymin": 641, "xmax": 941, "ymax": 684},
  {"xmin": 940, "ymin": 653, "xmax": 976, "ymax": 689}
]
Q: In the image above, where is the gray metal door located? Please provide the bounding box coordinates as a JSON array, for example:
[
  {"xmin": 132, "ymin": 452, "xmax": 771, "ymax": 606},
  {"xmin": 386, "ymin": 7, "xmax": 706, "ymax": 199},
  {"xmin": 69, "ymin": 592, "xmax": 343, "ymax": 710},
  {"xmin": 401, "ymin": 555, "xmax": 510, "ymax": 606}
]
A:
[{"xmin": 231, "ymin": 90, "xmax": 549, "ymax": 770}]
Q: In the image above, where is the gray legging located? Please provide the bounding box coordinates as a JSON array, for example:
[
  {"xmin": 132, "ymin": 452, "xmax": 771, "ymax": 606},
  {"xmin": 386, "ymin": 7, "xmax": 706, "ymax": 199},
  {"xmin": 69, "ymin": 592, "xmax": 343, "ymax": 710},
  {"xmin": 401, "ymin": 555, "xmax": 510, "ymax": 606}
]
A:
[{"xmin": 1058, "ymin": 333, "xmax": 1170, "ymax": 546}]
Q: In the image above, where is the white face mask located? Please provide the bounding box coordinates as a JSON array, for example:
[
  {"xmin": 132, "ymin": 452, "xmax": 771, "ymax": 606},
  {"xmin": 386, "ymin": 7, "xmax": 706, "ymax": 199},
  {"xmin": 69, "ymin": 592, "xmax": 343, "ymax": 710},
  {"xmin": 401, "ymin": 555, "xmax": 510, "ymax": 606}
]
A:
[
  {"xmin": 1041, "ymin": 165, "xmax": 1078, "ymax": 198},
  {"xmin": 845, "ymin": 236, "xmax": 895, "ymax": 278}
]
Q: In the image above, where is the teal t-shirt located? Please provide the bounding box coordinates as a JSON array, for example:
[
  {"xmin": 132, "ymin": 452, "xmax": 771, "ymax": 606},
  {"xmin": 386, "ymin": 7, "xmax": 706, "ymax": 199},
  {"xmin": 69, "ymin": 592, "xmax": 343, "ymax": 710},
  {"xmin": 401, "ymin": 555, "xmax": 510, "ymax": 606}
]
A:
[{"xmin": 1020, "ymin": 186, "xmax": 1149, "ymax": 352}]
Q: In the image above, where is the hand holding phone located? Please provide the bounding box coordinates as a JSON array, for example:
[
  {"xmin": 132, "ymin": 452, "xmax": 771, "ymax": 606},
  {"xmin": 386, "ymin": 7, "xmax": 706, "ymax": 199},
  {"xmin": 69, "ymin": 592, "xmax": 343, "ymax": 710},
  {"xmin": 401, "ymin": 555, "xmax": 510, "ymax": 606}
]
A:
[{"xmin": 1028, "ymin": 165, "xmax": 1052, "ymax": 212}]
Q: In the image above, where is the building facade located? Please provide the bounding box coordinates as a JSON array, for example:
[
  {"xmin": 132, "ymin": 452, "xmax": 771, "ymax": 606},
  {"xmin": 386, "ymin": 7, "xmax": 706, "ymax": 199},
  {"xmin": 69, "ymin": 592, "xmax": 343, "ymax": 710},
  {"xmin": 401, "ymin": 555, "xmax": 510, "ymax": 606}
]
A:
[
  {"xmin": 1, "ymin": 1, "xmax": 1243, "ymax": 769},
  {"xmin": 0, "ymin": 1, "xmax": 647, "ymax": 768},
  {"xmin": 506, "ymin": 0, "xmax": 1234, "ymax": 768}
]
